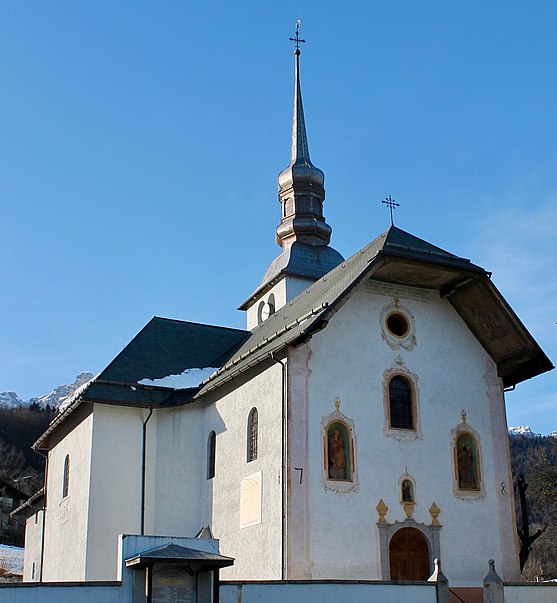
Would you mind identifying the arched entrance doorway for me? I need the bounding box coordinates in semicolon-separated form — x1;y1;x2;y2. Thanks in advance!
389;527;430;580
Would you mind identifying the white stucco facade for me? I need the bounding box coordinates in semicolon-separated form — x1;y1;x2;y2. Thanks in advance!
41;410;94;581
22;510;43;581
285;278;520;583
29;276;522;585
203;362;284;580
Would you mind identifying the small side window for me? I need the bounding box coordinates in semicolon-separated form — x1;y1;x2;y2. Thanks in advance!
247;408;258;462
207;431;216;480
62;455;70;498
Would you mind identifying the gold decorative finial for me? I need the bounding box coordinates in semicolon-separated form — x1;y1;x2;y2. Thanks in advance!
376;499;389;524
461;409;467;424
334;397;341;412
429;502;441;526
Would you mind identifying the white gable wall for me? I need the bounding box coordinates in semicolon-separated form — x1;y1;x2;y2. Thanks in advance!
41;412;93;581
290;279;519;584
148;404;205;537
85;404;146;580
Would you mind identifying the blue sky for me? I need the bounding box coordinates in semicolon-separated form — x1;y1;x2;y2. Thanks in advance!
1;2;555;432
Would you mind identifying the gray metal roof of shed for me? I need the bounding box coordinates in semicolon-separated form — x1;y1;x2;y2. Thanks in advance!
125;543;234;569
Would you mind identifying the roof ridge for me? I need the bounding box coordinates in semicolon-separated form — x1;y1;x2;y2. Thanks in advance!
152;316;248;333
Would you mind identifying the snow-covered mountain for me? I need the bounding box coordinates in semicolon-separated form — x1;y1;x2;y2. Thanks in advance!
508;426;557;438
508;426;539;438
0;392;25;409
0;373;94;410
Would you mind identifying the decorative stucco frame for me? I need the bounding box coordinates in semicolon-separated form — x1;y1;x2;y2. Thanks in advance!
321;400;359;494
450;419;485;502
377;517;441;580
383;358;421;441
380;299;417;352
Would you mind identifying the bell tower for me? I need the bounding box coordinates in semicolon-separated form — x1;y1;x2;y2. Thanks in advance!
240;25;344;329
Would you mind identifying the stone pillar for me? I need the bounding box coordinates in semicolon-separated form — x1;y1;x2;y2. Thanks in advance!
428;558;449;603
483;559;504;603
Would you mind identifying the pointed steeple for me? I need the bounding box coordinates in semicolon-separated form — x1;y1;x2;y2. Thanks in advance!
239;26;344;314
276;34;331;249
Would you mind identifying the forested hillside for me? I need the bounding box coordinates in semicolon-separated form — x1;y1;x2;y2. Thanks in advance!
509;435;557;580
0;405;55;495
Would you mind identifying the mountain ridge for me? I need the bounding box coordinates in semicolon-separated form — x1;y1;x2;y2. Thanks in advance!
0;373;94;411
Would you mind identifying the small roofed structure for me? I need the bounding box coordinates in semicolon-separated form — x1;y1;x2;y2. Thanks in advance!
125;543;234;571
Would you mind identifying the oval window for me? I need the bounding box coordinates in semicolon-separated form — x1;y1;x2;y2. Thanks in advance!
386;312;410;338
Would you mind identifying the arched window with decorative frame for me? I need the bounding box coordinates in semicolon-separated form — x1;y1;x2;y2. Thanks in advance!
388;374;415;430
62;454;70;498
247;407;258;462
207;431;216;480
454;432;481;491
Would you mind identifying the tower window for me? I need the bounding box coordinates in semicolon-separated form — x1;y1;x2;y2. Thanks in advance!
247;408;258;462
207;431;216;479
62;454;70;498
388;375;415;430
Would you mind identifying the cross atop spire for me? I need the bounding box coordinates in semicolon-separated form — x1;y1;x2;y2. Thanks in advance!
289;20;306;54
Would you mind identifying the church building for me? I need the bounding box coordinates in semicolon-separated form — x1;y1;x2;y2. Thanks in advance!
20;34;552;593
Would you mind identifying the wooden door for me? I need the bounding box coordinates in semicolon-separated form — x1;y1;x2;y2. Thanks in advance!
389;527;430;580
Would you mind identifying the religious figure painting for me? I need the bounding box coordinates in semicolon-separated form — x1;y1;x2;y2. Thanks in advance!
327;421;352;481
401;479;414;502
456;433;480;490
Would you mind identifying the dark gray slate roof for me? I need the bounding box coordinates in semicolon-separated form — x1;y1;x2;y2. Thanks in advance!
125;543;234;569
35;226;553;451
200;226;551;393
84;317;249;407
240;241;345;309
34;318;249;449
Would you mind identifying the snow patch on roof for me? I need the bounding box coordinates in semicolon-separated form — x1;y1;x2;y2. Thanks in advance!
138;367;219;389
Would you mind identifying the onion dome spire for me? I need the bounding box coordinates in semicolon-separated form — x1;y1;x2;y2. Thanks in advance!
276;23;331;250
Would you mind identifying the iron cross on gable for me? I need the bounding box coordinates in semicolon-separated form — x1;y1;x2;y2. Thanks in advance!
382;195;400;226
289;20;306;53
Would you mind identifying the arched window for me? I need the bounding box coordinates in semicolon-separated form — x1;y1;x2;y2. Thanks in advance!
62;455;70;498
207;431;216;480
388;375;414;430
455;433;480;491
247;408;258;462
